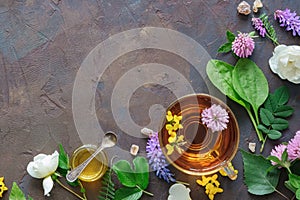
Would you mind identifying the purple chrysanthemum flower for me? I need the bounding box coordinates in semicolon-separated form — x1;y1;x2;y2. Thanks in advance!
201;104;229;133
270;144;287;166
252;18;266;37
287;131;300;161
274;8;300;36
146;132;176;183
232;33;255;58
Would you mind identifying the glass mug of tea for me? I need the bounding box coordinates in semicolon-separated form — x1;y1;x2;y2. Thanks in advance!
158;93;239;180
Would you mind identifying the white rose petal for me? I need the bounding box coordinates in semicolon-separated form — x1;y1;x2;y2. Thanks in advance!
168;183;191;200
42;176;54;196
27;151;59;179
269;44;300;84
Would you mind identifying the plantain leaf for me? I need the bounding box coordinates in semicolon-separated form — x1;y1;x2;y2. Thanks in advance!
260;108;274;126
271;118;288;131
206;59;249;108
267;130;282;140
232;58;269;115
274;105;294;117
241;150;280;195
273;86;289;105
115;187;143;200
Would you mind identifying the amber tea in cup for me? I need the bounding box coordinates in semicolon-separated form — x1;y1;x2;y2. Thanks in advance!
159;94;239;179
71;144;108;182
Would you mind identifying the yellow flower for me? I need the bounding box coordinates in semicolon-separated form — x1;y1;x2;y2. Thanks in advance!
196;175;211;186
166;144;174;155
166;111;173;122
177;135;184;143
166;124;174;132
168;136;177;143
0;177;8;197
196;174;223;200
174;115;182;123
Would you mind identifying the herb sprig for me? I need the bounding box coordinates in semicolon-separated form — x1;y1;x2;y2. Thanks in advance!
258;86;294;149
259;14;279;45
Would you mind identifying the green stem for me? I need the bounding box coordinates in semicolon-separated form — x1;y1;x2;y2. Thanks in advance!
136;185;153;196
78;180;87;200
274;188;290;200
245;107;264;142
55;179;87;200
260;135;268;153
266;33;280;46
286;166;292;174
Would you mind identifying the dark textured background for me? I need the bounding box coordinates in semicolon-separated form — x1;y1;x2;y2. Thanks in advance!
0;0;300;199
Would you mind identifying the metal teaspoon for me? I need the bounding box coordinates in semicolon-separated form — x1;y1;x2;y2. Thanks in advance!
66;131;117;182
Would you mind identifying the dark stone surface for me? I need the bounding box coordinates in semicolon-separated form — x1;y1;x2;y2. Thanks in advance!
0;0;300;200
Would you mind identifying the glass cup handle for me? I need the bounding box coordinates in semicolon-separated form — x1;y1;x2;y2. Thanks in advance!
221;162;237;180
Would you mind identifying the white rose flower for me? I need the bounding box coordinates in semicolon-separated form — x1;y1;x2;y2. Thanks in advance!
27;151;59;196
269;44;300;84
168;183;192;200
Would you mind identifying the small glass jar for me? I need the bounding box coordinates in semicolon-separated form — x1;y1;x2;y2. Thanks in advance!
70;144;108;182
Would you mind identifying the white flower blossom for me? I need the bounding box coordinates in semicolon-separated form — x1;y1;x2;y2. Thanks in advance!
269;44;300;84
27;151;59;196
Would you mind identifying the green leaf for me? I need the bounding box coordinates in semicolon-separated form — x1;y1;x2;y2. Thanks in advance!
285;180;297;193
289;174;300;189
98;166;115;200
232;58;269;114
218;42;232;53
267;155;281;165
58;144;69;170
297;188;300;200
113;160;136;187
9;182;26;200
267;130;282;140
28;196;33;200
248;31;256;37
206;59;248;107
263;94;278;113
241;150;280;195
274;105;294;117
67;179;79;187
258;124;269;134
260;13;278;44
115;187;143;200
133;157;149;190
260;108;274;126
273;86;289;105
271;118;288;131
226;30;236;42
281;149;288;163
